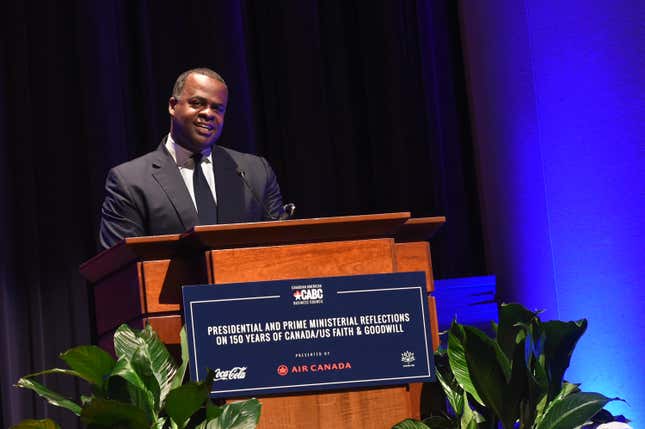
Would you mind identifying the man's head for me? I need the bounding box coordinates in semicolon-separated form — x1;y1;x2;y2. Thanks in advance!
169;68;228;153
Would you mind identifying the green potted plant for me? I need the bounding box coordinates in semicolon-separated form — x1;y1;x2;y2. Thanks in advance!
393;303;629;429
12;324;261;429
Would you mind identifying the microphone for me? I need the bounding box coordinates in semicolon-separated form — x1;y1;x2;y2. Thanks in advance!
236;168;295;220
282;202;296;219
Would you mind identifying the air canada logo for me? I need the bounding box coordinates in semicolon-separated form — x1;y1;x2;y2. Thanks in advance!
213;367;247;381
291;284;324;305
280;362;352;374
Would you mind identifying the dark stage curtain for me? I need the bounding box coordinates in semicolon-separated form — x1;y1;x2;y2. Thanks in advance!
0;1;484;426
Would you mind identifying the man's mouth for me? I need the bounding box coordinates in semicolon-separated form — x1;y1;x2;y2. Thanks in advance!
195;122;214;132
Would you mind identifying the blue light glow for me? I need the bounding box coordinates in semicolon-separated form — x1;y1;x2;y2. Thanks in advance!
460;0;645;424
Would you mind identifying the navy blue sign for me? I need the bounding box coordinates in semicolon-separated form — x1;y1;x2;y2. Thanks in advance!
182;271;435;397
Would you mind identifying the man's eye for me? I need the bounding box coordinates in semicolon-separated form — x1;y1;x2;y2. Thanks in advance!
189;100;206;108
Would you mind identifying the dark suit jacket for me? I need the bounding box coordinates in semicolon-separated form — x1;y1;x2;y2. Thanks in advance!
99;139;283;249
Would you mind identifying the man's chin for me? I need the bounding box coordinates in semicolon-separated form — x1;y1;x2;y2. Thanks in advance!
190;135;217;151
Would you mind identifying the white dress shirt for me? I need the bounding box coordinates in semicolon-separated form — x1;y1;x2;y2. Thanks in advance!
164;135;218;209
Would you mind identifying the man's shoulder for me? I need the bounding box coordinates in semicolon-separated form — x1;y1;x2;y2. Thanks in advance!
215;145;264;162
214;145;270;173
110;147;168;174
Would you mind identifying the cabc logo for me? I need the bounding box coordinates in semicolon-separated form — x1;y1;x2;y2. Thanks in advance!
291;284;324;305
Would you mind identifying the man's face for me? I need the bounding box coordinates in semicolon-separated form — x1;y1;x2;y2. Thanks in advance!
168;73;228;153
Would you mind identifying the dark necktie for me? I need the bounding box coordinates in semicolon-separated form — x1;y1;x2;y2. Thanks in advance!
192;153;218;225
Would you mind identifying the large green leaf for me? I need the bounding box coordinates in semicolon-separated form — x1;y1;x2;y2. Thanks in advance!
153;417;167;429
80;397;150;428
15;377;82;416
165;382;210;428
10;419;61;429
533;383;581;428
205;399;261;429
421;416;457;429
460;392;481;429
496;303;538;360
392;419;431;429
447;322;484;406
109;354;157;419
206;400;224;420
461;326;515;429
130;344;163;412
19;368;84;380
554;382;580;401
535;392;616;429
59;345;116;390
170;326;190;391
113;324;178;404
505;338;531;427
541;319;587;400
436;366;464;416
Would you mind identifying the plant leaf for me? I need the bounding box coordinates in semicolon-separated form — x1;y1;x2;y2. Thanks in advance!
535;392;617;429
461;326;515;429
496;303;538;359
206;400;224;420
436;366;464;416
130;343;162;411
19;368;84;380
541;319;587;400
153;417;167;429
505;339;530;426
15;377;82;416
113;324;142;360
460;392;480;429
555;382;580;401
113;324;178;405
140;324;178;402
59;345;116;391
170;326;190;391
81;397;150;428
10;419;61;429
447;322;484;406
392;419;431;429
421;416;457;429
109;354;157;419
165;382;210;428
206;399;261;429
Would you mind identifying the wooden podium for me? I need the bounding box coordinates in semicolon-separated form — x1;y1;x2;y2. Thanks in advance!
80;212;444;429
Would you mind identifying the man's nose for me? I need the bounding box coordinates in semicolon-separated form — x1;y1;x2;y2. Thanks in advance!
199;106;216;119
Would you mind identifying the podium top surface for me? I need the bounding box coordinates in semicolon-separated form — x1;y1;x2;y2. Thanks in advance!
80;212;445;283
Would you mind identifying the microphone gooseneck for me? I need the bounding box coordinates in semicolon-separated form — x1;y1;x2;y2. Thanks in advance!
236;168;295;220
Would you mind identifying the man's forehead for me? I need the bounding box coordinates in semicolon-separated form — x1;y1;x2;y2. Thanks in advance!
187;73;226;88
182;75;227;100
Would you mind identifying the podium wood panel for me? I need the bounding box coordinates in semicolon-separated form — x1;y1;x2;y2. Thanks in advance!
82;214;446;429
209;238;396;284
205;238;412;429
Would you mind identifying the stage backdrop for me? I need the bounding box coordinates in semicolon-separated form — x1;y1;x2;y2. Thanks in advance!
0;1;485;427
460;0;645;424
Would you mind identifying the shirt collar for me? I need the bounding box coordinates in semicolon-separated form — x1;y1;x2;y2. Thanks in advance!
165;134;213;167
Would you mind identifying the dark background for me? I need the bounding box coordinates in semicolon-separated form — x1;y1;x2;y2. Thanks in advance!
0;1;485;426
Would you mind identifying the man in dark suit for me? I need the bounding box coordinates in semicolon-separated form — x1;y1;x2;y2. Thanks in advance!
99;68;284;250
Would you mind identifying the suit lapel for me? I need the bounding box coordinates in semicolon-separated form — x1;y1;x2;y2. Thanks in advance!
150;141;199;230
212;145;247;223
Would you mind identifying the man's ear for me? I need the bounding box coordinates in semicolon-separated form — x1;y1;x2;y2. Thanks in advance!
168;96;177;116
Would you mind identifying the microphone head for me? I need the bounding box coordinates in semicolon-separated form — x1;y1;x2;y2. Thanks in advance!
280;203;296;219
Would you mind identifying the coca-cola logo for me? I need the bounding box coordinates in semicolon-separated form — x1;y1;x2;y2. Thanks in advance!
213;367;247;381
